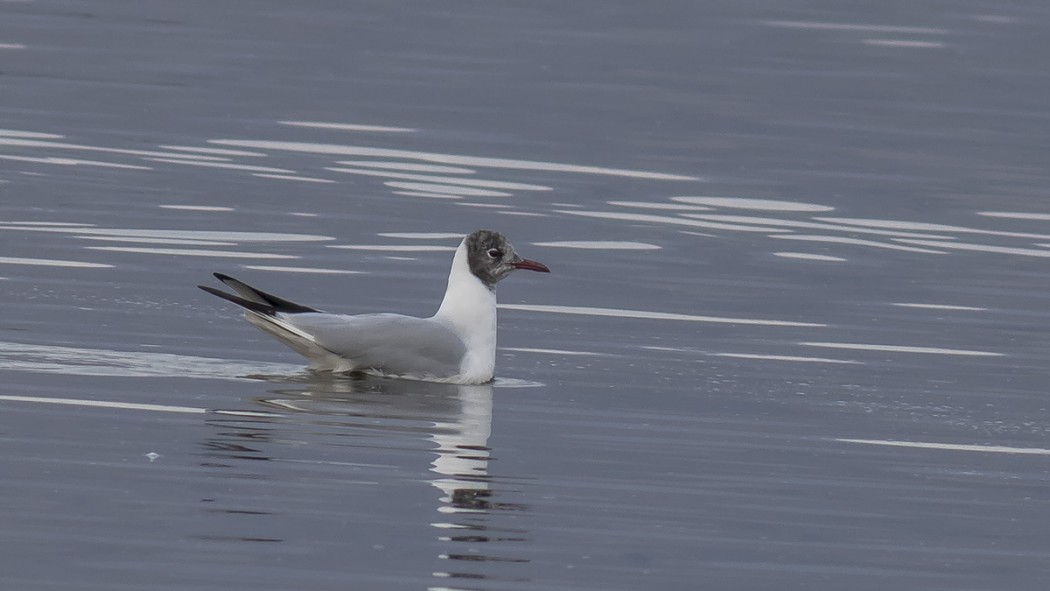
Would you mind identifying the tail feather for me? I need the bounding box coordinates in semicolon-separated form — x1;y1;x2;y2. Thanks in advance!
201;273;320;314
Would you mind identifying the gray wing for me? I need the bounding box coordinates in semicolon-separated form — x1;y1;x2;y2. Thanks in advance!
283;312;467;377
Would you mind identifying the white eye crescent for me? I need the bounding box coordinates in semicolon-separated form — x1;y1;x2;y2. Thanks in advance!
487;248;502;259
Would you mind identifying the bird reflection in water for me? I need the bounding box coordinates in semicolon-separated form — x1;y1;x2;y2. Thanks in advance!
202;373;532;585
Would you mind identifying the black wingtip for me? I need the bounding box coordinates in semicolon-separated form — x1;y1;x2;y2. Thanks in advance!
201;273;321;314
198;284;275;315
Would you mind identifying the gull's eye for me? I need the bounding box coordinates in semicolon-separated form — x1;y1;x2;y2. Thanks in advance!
487;248;503;259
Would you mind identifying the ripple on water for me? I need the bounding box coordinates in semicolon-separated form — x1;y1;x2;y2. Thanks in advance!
378;233;465;239
0;224;333;243
389;190;464;200
145;158;294;173
800;342;1003;357
892;303;986;311
712;352;861;364
684;214;957;239
384;181;509;198
607;200;712;211
0;256;112;268
862;39;946;48
209;139;699;180
241;265;363;275
672;196;835;212
252;173;336;183
0;154;152;170
337;160;477;174
500;303;824;327
73;236;237;246
325;167;552;191
559;210;795;233
327;244;457;252
502;347;606;357
771;234;947;254
0;129;65;139
0;341;302;380
158;205;235;212
977;211;1050;221
531;241;660;250
894;239;1050;258
837;439;1050;455
773;252;846;262
817;216;1050;240
86;247;298;259
278;120;416;133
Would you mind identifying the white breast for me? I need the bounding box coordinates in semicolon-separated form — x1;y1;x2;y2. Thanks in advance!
432;240;498;383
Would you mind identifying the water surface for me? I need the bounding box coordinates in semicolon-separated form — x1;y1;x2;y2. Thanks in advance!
3;1;1050;590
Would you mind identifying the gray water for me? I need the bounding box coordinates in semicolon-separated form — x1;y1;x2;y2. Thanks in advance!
3;1;1050;589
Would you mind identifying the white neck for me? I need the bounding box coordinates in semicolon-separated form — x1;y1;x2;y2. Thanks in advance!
433;240;497;381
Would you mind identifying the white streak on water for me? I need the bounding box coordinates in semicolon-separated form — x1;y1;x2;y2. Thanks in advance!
499;211;548;217
86;247;298;259
338;160;475;174
327;167;551;191
978;211;1050;221
158;145;267;157
502;347;605;356
713;353;860;364
455;202;512;208
500;304;825;327
801;342;1003;357
1;221;92;226
817;216;1050;240
0;225;332;242
559;210;795;233
895;239;1050;258
771;234;947;254
532;241;661;250
455;202;513;208
74;236;237;246
0;395;207;414
0;138;231;160
379;233;465;239
278;121;416;133
762;20;948;34
391;190;466;199
673;196;834;211
0;129;64;139
0;154;152;170
863;39;946;48
249;173;331;182
384;181;508;198
837;439;1050;455
773;252;847;262
158;205;234;212
0;43;27;49
0;341;302;380
328;245;457;252
145;158;294;173
209;139;698;181
0;256;112;268
252;173;336;183
241;265;362;274
892;303;986;311
686;214;955;239
607;200;712;211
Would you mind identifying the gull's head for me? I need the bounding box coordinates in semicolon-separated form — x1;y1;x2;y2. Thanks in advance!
464;229;550;287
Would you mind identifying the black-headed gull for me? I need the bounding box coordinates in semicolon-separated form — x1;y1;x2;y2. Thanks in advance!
199;230;550;384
